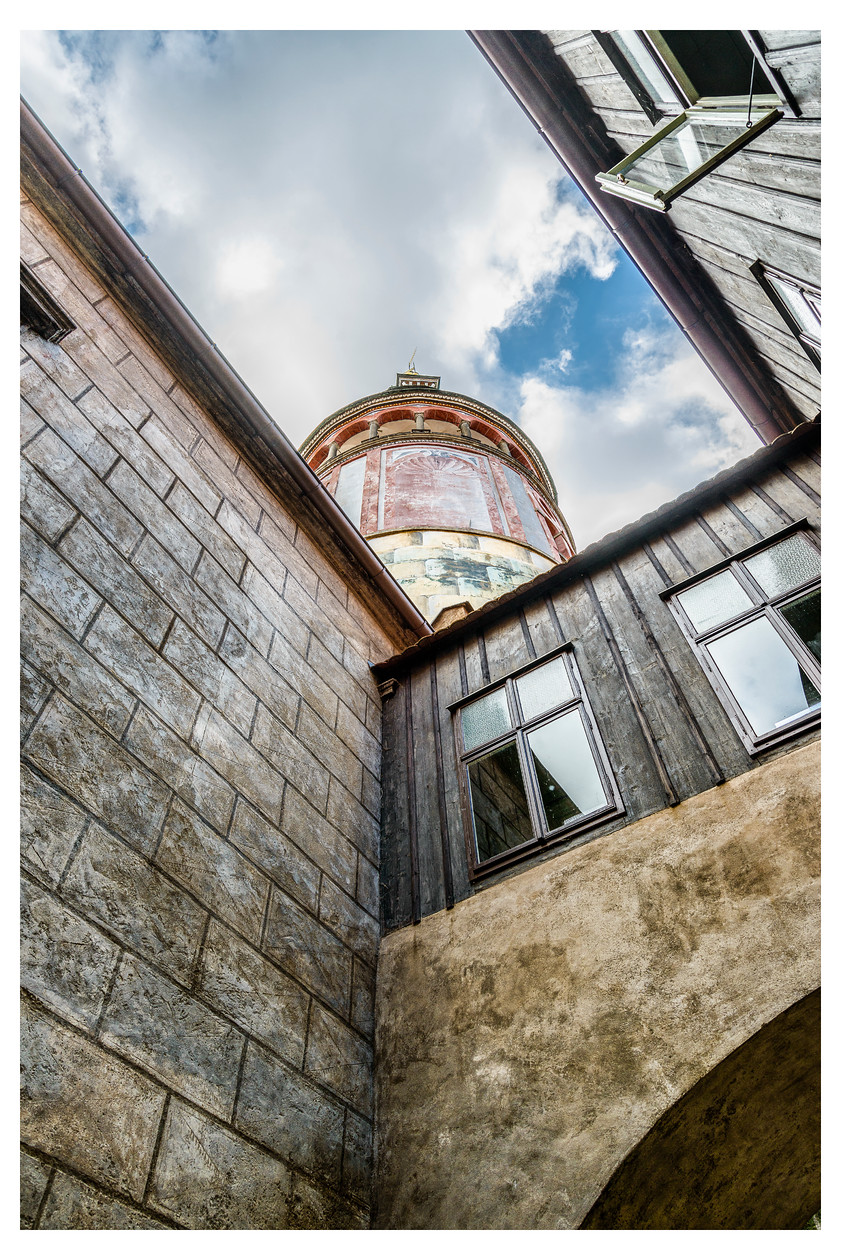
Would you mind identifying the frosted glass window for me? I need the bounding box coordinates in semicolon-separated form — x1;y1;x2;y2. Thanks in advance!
708;617;820;736
468;741;532;862
515;657;574;723
679;570;753;633
461;688;511;752
744;535;820;599
527;711;607;831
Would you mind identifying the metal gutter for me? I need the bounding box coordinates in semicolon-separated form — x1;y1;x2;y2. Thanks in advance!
20;97;433;640
468;31;801;445
373;419;819;675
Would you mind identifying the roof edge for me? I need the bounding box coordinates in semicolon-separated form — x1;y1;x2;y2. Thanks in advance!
372;420;820;675
20;97;432;643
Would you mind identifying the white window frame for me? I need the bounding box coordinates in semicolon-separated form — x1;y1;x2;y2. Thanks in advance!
663;522;821;756
750;261;821;370
594;29;795;211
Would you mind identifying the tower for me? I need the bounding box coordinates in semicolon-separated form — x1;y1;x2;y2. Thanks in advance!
300;368;575;624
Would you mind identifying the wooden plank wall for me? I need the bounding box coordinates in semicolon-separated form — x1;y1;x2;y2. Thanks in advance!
379;448;820;932
545;30;821;422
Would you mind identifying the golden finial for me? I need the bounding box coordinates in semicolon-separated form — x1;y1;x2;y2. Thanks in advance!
407;348;418;373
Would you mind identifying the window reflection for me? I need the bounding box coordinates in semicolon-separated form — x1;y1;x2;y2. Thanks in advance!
708;617;820;735
467;742;532;862
527;711;607;831
621;114;766;189
780;590;821;663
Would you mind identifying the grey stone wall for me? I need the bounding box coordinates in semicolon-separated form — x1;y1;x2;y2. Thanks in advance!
21;195;393;1229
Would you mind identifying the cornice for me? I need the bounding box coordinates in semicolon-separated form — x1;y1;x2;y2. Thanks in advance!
299;387;558;502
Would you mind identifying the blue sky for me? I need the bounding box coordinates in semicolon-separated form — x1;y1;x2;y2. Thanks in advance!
20;27;760;547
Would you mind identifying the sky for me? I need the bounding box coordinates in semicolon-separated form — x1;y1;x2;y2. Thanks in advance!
19;26;763;549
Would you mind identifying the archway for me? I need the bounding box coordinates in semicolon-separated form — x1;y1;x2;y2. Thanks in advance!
580;989;820;1229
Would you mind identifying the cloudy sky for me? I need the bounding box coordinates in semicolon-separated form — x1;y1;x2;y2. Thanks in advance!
20;27;761;548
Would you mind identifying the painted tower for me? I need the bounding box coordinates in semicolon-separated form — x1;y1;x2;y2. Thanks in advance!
300;368;575;624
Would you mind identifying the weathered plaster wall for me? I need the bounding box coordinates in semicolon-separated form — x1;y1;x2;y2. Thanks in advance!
374;739;820;1229
21;194;394;1229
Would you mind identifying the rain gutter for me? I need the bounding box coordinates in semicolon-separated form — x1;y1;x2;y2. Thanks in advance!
20;98;432;640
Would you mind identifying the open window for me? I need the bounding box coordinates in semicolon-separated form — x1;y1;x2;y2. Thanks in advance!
750;262;821;369
594;30;792;211
452;647;622;878
664;523;820;755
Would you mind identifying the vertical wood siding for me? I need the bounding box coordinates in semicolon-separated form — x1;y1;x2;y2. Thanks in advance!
380;455;820;930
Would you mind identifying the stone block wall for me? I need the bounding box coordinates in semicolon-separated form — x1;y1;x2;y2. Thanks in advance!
20;194;394;1229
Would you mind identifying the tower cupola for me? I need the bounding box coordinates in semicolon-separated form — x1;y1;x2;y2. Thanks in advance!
300;370;575;624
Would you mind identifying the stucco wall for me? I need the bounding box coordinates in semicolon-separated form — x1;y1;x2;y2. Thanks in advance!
374;739;820;1229
21;194;394;1229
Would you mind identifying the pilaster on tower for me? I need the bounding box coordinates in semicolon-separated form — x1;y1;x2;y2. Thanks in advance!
299;370;574;625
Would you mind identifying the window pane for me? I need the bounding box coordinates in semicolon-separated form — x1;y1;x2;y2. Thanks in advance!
461;688;511;752
468;741;533;862
679;570;754;633
767;275;822;343
515;657;574;723
527;710;607;831
612;31;682;106
708;616;820;736
744;535;820;599
780;590;821;663
619;111;773;193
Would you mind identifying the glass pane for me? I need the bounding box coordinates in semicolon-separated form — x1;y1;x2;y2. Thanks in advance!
461;688;511;752
708;616;820;736
780;590;821;663
468;741;533;862
527;710;608;831
621;113;765;192
515;657;574;723
767;275;822;341
612;31;682;107
678;570;753;633
744;535;820;599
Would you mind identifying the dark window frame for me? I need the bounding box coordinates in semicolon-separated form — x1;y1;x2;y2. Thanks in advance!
20;260;76;344
749;261;821;370
450;644;623;879
662;521;821;755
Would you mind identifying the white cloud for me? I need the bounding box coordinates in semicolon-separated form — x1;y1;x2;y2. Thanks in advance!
517;320;760;548
20;29;761;551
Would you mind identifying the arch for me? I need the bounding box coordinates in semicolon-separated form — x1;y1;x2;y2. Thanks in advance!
580;989;820;1230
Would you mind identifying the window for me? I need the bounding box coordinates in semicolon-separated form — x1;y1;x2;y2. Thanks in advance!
665;524;820;754
453;647;622;877
750;262;821;369
594;30;790;211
